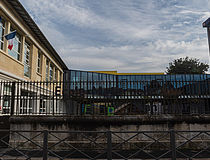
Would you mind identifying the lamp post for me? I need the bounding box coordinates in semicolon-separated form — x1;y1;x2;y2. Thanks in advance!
203;18;210;55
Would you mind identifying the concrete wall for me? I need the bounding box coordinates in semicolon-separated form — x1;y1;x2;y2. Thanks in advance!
9;115;210;150
10;115;210;130
0;50;24;79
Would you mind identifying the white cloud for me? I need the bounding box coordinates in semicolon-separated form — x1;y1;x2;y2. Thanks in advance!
19;0;210;73
57;37;209;73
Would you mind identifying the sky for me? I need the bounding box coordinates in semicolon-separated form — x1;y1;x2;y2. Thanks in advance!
19;0;210;73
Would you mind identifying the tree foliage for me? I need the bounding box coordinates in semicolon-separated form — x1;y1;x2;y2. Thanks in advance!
166;57;209;74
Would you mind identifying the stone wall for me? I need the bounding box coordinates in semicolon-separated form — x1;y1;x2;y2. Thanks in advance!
8;115;210;151
9;115;210;131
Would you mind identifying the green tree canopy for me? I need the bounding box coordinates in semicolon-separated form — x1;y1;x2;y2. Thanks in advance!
166;57;209;74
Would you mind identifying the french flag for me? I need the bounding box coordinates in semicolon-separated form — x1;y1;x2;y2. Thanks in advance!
5;31;16;50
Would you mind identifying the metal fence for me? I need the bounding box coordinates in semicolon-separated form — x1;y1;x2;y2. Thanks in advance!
1;129;210;159
1;79;210;116
0;81;64;116
66;79;210;115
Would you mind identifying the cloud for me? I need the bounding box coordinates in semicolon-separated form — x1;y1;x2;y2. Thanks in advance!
19;0;210;73
57;37;208;73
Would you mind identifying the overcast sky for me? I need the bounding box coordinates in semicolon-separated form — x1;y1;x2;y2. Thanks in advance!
19;0;210;73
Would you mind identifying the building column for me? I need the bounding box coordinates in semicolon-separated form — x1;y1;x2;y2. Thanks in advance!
4;21;10;54
41;56;46;81
58;70;63;82
30;45;38;80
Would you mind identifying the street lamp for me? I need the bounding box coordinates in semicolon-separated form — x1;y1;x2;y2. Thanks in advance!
203;18;210;55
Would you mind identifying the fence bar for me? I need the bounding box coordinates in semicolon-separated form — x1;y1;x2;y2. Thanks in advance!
43;130;48;160
107;130;112;160
170;129;176;160
10;82;15;116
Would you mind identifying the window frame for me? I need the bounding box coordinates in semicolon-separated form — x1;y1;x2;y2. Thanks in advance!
60;71;62;82
49;63;54;81
23;41;31;78
0;18;5;50
37;51;42;74
8;26;22;61
54;68;57;81
39;95;46;114
2;84;12;114
20;90;34;114
46;59;49;81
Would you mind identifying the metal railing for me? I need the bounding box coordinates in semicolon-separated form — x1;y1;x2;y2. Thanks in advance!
2;130;210;159
0;81;64;116
0;79;210;116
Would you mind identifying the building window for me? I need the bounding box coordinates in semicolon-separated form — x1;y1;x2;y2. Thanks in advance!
60;71;62;82
3;84;12;114
54;68;57;81
20;90;34;114
49;63;53;81
3;95;11;114
37;51;42;73
46;59;49;81
0;18;5;50
24;41;31;77
39;95;46;114
120;79;128;90
8;27;21;61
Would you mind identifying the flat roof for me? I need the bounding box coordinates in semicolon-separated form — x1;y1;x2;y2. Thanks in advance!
6;0;68;70
91;71;165;75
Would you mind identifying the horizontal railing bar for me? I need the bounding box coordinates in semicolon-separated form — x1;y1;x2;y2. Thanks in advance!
2;130;210;133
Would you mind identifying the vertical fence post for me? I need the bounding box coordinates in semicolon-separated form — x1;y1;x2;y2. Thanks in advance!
52;82;55;115
10;82;16;116
170;129;176;160
107;131;112;160
43;130;48;160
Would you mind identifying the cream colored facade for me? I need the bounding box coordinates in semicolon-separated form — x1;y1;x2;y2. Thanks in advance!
0;0;67;81
0;0;67;115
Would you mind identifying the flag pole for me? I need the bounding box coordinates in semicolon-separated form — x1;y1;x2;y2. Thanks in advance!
3;30;16;37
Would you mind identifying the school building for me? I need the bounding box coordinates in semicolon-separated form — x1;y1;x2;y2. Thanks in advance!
0;0;67;115
0;0;67;82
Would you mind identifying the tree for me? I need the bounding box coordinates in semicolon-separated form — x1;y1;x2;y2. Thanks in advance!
166;57;209;74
